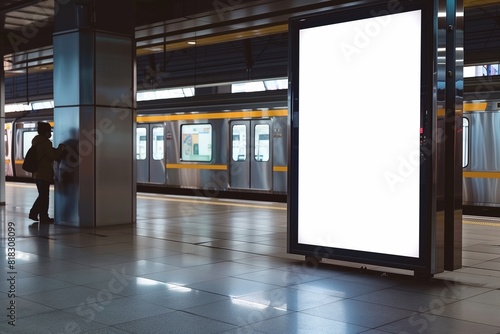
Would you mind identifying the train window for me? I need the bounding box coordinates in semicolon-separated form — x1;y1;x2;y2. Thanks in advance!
254;124;270;162
181;124;212;162
4;129;8;157
152;127;164;160
463;117;469;168
22;131;38;158
232;124;247;161
136;127;147;160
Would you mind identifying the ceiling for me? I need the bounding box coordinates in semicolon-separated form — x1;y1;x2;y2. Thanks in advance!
1;0;500;74
1;0;53;31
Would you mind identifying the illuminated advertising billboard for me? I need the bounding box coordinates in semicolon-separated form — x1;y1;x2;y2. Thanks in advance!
288;1;434;271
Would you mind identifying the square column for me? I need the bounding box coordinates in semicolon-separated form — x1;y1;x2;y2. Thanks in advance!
53;0;136;227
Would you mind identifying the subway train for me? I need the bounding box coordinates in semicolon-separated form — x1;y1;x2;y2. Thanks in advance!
463;100;500;216
4;92;289;202
5;96;500;211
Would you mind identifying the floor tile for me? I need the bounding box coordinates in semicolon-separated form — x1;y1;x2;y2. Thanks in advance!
250;312;368;334
113;311;236;333
185;298;290;326
189;276;279;297
65;297;173;326
235;287;343;312
428;300;500;327
378;314;500;334
46;267;129;285
291;277;386;298
0;309;107;334
302;299;414;328
3;183;500;334
22;285;122;309
131;286;228;310
353;288;458;312
233;268;324;287
0;276;74;296
85;276;171;297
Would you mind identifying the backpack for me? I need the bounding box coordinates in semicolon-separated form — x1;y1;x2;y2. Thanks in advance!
22;145;39;173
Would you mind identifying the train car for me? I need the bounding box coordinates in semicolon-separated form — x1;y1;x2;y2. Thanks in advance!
5;111;53;179
463;100;500;215
134;90;289;201
7;97;500;209
136;109;288;197
5;95;288;202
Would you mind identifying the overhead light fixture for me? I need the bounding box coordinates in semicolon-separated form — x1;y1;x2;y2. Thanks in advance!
187;41;196;45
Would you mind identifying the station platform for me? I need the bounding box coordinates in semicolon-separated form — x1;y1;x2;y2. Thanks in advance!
1;182;500;333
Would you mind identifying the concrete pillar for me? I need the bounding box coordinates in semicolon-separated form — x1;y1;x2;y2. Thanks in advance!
53;0;136;227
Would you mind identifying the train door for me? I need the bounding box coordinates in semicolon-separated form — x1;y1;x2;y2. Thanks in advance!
136;124;165;184
229;119;272;190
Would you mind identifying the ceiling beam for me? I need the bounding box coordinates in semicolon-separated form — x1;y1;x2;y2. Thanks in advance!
464;0;500;8
0;0;46;15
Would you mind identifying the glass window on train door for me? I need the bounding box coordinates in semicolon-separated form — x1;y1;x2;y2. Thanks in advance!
136;124;166;184
254;124;270;162
229;120;272;190
136;127;148;183
463;117;469;168
232;124;247;161
23;130;38;157
4;129;9;157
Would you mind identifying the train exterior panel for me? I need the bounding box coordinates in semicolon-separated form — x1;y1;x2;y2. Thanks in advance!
271;115;287;193
136;109;288;196
165;117;228;192
463;101;500;215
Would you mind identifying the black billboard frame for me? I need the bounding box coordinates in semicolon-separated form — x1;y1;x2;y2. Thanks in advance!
287;0;437;276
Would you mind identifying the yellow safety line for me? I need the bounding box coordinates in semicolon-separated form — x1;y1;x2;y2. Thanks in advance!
6;184;500;216
7;183;285;210
137;194;287;210
463;220;500;227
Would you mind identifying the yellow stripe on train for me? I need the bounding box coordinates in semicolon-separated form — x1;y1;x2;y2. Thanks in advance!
165;164;288;172
137;109;288;123
463;102;488;112
463;171;500;178
166;164;227;170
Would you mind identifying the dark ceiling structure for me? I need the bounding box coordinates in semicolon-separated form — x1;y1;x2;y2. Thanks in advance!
1;0;500;84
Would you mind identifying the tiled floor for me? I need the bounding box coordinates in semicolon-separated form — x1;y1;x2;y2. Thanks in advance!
1;182;500;334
